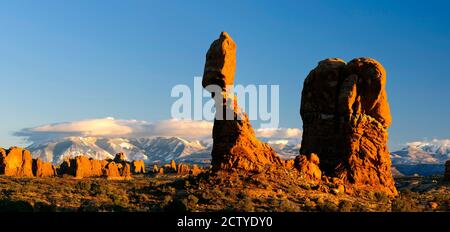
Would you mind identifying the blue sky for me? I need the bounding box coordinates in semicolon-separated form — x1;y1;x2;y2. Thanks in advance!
0;0;449;150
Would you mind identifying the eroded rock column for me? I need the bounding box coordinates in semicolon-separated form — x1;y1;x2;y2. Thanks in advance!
203;32;283;172
296;58;397;195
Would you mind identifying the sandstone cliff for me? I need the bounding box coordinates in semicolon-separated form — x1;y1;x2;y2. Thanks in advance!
203;32;284;172
0;147;34;177
57;153;141;180
297;58;397;195
32;158;57;177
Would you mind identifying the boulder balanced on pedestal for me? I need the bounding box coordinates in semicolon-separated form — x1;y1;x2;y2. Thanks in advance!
202;32;284;172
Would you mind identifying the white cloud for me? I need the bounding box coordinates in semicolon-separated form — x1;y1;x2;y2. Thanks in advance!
16;117;214;143
255;127;302;139
16;117;303;146
30;117;134;136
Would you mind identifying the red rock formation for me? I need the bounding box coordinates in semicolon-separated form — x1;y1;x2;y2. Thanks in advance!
104;162;121;180
175;163;204;176
190;164;202;176
32;158;56;177
152;164;159;173
177;163;190;175
103;161;132;180
170;160;177;173
131;160;146;174
58;154;135;180
122;163;132;179
294;153;321;184
71;156;99;179
445;160;450;181
0;147;34;177
297;58;397;195
203;32;283;172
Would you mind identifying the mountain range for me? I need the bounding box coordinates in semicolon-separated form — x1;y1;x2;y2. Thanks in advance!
27;137;450;176
390;139;450;176
27;136;300;165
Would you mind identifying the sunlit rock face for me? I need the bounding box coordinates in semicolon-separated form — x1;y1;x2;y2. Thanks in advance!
58;153;136;180
33;158;57;177
202;32;284;172
297;57;397;195
0;147;34;177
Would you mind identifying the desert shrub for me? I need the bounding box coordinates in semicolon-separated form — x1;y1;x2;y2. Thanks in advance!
432;192;450;203
161;185;177;195
161;195;173;207
90;182;108;196
374;191;390;203
186;194;199;208
391;197;419;212
317;199;338;212
109;193;129;207
277;199;300;212
338;200;353;212
78;200;101;212
303;198;316;211
75;181;91;192
236;197;255;212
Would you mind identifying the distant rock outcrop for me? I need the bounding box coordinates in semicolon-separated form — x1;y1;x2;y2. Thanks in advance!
151;160;205;176
32;158;57;177
56;153;140;180
445;160;450;181
202;32;283;172
297;58;397;195
0;147;34;177
131;160;146;174
0;147;57;178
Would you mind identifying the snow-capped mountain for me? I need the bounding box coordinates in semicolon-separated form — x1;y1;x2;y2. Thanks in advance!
26;136;301;165
266;139;300;160
391;139;450;165
27;136;210;164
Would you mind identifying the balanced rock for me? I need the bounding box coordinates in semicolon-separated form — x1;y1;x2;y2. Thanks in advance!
32;158;56;177
203;32;283;172
298;58;397;195
0;147;34;177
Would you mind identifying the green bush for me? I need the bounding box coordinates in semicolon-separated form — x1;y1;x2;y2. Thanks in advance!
75;181;91;192
391;197;419;212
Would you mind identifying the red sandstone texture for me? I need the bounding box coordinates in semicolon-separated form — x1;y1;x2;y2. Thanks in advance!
202;32;284;172
296;58;397;195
